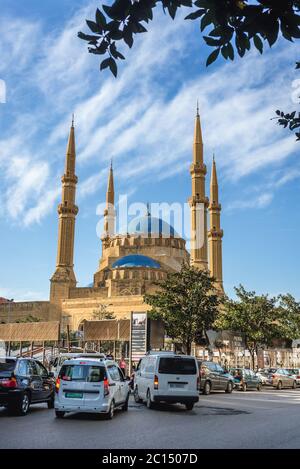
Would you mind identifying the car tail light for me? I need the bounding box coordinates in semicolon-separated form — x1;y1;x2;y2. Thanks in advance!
154;375;159;390
0;377;17;388
55;377;60;393
197;376;200;391
104;377;109;397
272;374;275;379
297;376;300;380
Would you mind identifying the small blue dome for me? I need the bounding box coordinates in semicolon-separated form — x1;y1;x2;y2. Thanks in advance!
112;254;161;269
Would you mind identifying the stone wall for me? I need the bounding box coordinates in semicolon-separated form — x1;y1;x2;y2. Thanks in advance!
0;301;61;324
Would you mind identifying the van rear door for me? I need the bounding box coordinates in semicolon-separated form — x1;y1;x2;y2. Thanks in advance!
84;365;106;408
59;363;87;407
157;357;198;395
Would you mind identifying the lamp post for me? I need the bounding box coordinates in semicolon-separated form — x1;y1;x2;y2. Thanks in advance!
7;298;14;324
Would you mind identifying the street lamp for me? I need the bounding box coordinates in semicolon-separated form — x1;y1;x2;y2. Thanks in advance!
7;299;14;324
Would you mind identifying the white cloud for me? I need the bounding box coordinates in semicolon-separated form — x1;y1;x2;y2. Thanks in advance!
0;4;298;227
227;192;274;211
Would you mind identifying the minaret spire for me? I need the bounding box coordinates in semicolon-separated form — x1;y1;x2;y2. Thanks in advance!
188;105;209;270
208;156;223;290
50;118;79;303
103;161;115;238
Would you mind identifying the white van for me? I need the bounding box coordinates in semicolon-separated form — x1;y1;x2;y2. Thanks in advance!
133;352;199;410
50;352;106;378
54;358;130;419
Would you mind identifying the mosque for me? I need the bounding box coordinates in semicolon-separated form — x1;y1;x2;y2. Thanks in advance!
0;108;224;338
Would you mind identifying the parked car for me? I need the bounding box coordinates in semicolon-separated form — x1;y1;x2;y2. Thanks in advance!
197;361;234;395
0;357;55;416
286;368;300;386
50;352;106;378
133;351;199;410
54;358;130;419
230;368;262;391
255;370;273;386
268;368;297;389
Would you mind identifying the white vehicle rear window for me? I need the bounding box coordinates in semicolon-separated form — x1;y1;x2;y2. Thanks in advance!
59;365;105;382
158;357;197;375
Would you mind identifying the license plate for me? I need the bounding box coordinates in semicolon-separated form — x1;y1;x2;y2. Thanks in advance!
65;392;83;398
169;383;185;388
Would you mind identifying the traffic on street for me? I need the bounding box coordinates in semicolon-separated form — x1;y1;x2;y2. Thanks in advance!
1;352;300;449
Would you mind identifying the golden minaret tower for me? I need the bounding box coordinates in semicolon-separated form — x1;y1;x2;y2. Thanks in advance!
189;105;209;270
103;161;115;239
50;117;79;302
208;156;223;290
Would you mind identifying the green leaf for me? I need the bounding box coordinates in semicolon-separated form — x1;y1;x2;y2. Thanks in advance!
100;58;111;71
253;35;263;54
227;42;234;60
78;32;100;43
108;57;118;77
185;9;205;21
221;45;229;60
206;48;220;66
203;36;222;47
86;20;102;34
96;8;107;28
201;11;213;32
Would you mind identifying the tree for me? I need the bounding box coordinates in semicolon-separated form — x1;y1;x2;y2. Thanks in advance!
92;304;116;320
15;315;40;323
78;1;300;77
215;285;300;369
277;293;300;338
274;62;300;141
144;262;220;355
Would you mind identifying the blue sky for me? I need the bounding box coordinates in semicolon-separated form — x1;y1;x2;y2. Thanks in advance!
0;0;299;302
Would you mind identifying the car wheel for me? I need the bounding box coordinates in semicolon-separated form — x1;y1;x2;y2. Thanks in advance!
134;386;142;403
293;381;297;389
47;395;55;409
146;390;154;409
277;381;282;390
185;402;194;411
257;383;262;392
105;400;115;420
203;381;211;395
55;410;65;419
242;383;247;392
225;382;233;394
122;394;129;411
13;392;30;416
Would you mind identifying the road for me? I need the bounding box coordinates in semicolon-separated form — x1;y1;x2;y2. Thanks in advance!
1;388;300;449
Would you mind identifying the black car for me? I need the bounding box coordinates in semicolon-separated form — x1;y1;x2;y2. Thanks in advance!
0;357;55;415
198;361;234;395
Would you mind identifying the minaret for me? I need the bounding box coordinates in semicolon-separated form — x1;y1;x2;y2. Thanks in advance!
188;104;209;270
208;156;223;290
50;117;79;303
102;161;115;239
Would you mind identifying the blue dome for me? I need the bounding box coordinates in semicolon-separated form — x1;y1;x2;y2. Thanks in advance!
112;254;161;269
122;215;178;237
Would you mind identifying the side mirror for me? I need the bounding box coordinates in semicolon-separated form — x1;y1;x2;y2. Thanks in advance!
48;372;55;378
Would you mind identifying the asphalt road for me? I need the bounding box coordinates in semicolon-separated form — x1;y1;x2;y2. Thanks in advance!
1;388;300;449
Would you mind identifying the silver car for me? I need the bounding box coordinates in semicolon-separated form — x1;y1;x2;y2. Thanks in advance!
54;358;130;419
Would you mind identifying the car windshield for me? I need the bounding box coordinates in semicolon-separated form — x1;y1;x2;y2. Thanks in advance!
158;357;197;375
0;359;16;375
59;364;105;382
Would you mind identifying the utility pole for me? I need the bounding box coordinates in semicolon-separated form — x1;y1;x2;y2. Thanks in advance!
7;298;14;323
